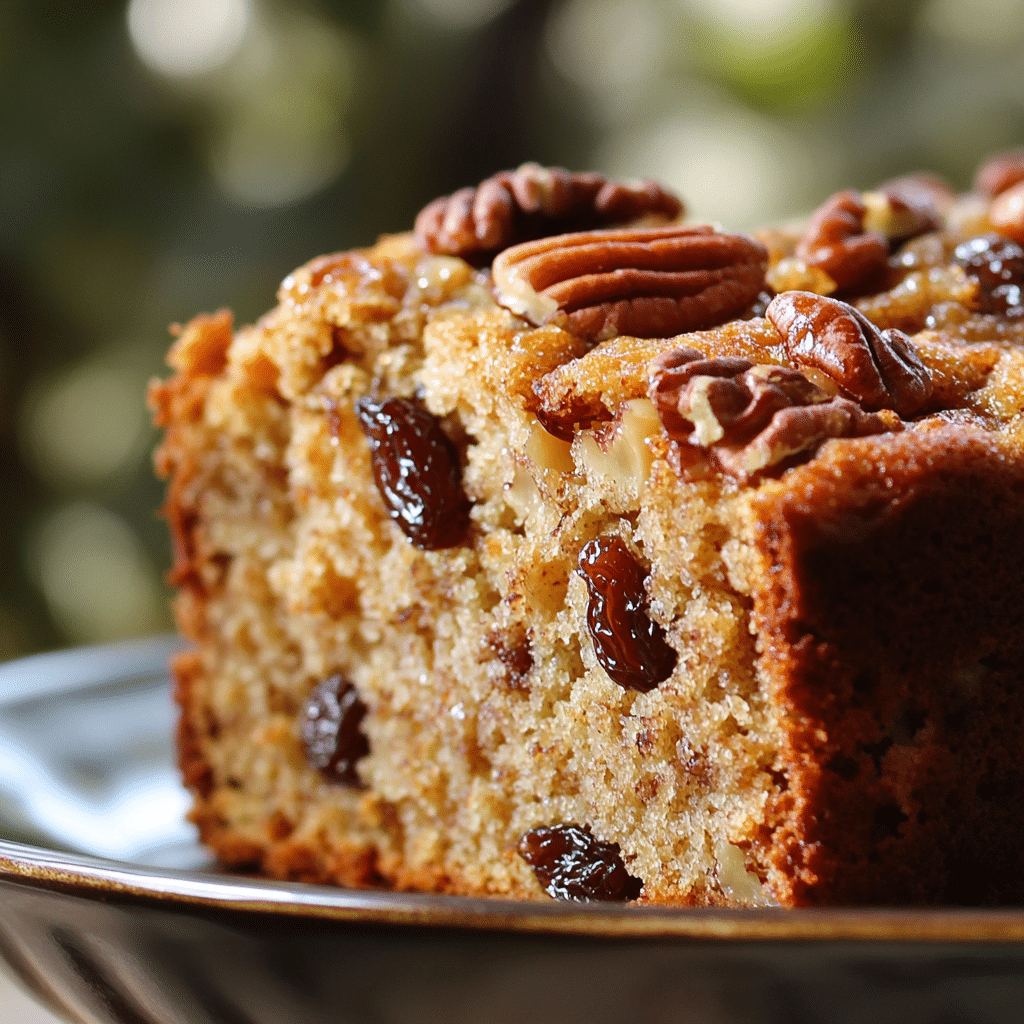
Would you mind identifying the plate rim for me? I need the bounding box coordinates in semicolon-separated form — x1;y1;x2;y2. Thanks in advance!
3;837;1024;943
4;638;1024;944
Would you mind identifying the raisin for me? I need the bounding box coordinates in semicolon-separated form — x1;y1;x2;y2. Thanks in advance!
518;824;642;901
952;234;1024;314
300;675;369;785
577;536;676;692
355;395;471;549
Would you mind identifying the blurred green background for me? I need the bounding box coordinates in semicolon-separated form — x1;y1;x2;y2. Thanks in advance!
1;0;1022;659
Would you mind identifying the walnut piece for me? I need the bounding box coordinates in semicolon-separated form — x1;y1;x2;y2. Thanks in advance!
415;163;683;265
492;225;768;344
795;190;889;294
576;398;662;494
648;348;896;482
765;291;933;418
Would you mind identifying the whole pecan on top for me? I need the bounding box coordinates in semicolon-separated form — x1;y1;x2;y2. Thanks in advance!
415;164;683;266
867;175;946;245
878;172;955;217
974;148;1024;199
765;291;933;419
491;225;767;344
989;182;1024;246
648;349;896;482
795;190;889;294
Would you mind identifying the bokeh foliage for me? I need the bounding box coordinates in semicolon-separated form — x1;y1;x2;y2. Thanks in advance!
1;0;1021;657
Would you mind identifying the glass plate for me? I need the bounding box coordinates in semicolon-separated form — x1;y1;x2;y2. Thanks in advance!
2;638;1024;1024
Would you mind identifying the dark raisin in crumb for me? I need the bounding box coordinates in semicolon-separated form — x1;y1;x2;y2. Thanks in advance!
300;675;370;785
355;395;471;549
952;234;1024;314
518;824;642;902
577;536;677;692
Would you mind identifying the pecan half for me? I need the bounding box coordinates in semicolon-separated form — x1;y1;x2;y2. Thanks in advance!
974;148;1024;199
877;171;955;218
796;190;889;294
863;180;943;246
531;316;783;440
415;164;683;265
492;225;768;344
765;291;932;418
737;398;894;477
648;349;895;481
650;354;826;446
989;181;1024;245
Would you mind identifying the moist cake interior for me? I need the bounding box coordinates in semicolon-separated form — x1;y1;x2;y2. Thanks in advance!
152;163;1024;905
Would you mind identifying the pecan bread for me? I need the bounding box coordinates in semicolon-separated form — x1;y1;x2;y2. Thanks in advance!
151;158;1024;905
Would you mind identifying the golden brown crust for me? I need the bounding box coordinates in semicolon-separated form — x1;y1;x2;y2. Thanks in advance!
172;651;214;800
148;310;236;617
747;424;1024;904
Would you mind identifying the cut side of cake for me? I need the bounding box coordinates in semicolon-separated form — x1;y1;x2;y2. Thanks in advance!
150;159;1024;905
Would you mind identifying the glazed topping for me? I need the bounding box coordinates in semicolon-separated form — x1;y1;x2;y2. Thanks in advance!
415;163;683;265
491;225;768;343
952;234;1024;316
300;675;370;785
577;536;676;692
766;291;933;417
648;346;896;482
518;823;643;902
795;190;889;294
355;395;471;550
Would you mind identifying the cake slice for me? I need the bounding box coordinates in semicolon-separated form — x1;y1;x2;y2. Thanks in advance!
150;160;1024;905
